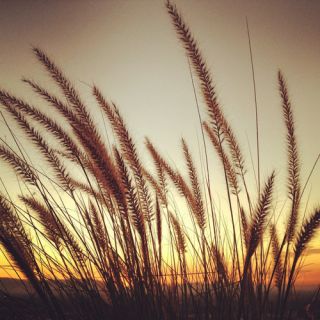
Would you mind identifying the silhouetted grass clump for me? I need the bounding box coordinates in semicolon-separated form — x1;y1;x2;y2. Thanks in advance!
0;1;319;319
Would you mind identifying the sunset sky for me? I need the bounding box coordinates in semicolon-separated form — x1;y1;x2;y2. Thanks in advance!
0;0;319;286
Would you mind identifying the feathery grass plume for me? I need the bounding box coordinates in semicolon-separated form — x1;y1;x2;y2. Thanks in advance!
0;89;84;162
203;121;240;195
22;78;96;171
71;179;108;206
94;87;153;223
278;71;301;242
20;196;62;248
88;201;108;254
166;1;245;176
170;213;186;255
26;56;126;215
146;138;195;205
155;197;162;274
142;168;167;207
182;138;206;230
0;196;46;297
84;170;129;282
114;147;145;239
294;208;320;260
32;48;93;129
281;208;320;315
82;201;120;291
247;171;275;258
145;138;167;195
0;97;73;191
155;197;162;250
270;223;283;290
166;5;245;283
211;245;228;282
23;78;83;131
239;172;275;318
80;138;126;215
221;117;246;177
170;209;187;315
166;0;224;135
54;223;86;267
145;134;208;298
240;206;249;249
145;138;192;212
0;196;36;266
20;196;85;267
113;147;150;275
146;136;208;299
0;145;37;185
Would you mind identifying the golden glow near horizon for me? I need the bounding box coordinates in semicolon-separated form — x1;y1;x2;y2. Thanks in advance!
0;0;319;286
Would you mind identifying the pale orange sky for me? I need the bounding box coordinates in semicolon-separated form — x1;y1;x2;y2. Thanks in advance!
0;0;319;286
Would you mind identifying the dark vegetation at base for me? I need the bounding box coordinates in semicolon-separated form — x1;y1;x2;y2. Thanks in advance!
0;286;319;320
